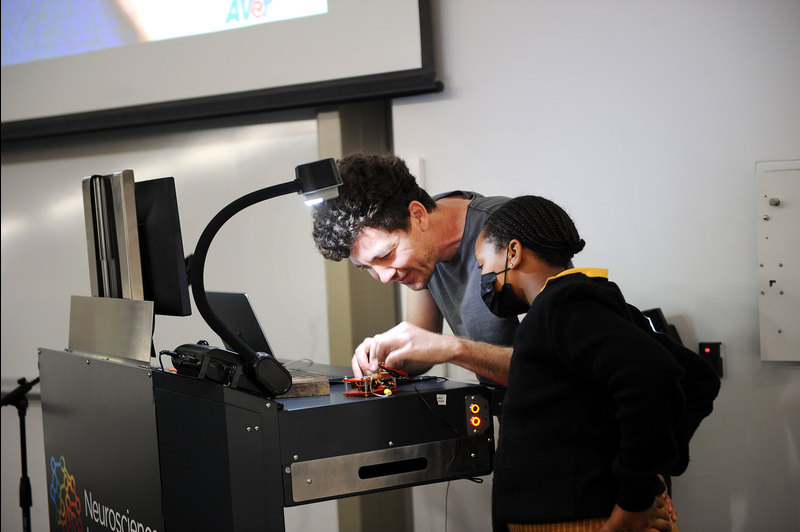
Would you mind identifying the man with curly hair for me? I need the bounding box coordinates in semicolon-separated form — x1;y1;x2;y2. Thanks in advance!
312;152;516;384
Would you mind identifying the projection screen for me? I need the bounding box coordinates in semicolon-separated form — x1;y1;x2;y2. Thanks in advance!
1;0;440;141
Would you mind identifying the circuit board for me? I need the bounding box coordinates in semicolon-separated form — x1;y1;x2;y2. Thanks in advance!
342;365;408;397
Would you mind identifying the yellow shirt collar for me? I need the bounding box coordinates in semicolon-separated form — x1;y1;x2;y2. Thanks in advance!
541;268;608;292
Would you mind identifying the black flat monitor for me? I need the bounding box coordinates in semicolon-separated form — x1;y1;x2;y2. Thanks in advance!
135;177;191;316
82;171;191;317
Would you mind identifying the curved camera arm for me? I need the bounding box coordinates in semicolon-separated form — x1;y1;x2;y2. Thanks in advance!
190;180;300;397
189;158;342;398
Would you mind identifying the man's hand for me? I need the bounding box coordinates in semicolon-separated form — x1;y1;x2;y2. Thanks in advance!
351;321;513;383
351;321;449;378
598;497;673;532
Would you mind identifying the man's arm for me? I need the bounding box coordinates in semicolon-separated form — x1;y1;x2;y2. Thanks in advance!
405;288;512;383
351;289;513;383
354;322;512;384
440;334;512;385
405;287;444;333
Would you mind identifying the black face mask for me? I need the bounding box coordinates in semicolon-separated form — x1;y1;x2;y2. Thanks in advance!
480;250;530;319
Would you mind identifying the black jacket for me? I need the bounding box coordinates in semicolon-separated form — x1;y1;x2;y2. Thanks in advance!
493;271;719;524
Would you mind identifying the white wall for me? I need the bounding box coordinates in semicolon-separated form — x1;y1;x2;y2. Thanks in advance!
0;115;338;531
396;1;800;531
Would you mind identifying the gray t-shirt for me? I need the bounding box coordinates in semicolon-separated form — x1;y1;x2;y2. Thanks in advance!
426;191;519;352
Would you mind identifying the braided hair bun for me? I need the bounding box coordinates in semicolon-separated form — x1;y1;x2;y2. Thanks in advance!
482;195;585;268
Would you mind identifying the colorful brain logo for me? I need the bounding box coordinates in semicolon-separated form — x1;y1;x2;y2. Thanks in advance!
49;456;83;532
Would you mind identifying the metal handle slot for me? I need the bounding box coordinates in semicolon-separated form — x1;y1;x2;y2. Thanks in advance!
358;457;428;479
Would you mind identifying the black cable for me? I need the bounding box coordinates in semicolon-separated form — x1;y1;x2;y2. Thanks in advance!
158;350;179;372
445;480;451;532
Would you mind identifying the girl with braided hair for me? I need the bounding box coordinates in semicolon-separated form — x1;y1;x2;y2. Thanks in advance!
475;196;717;532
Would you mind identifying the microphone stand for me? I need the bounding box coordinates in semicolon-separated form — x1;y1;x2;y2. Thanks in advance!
2;376;40;532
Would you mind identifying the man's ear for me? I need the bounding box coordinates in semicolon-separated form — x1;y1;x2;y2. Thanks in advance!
507;239;523;269
408;201;429;230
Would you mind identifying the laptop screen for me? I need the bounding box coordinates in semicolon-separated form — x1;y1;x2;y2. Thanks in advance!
206;291;274;355
206;290;353;381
